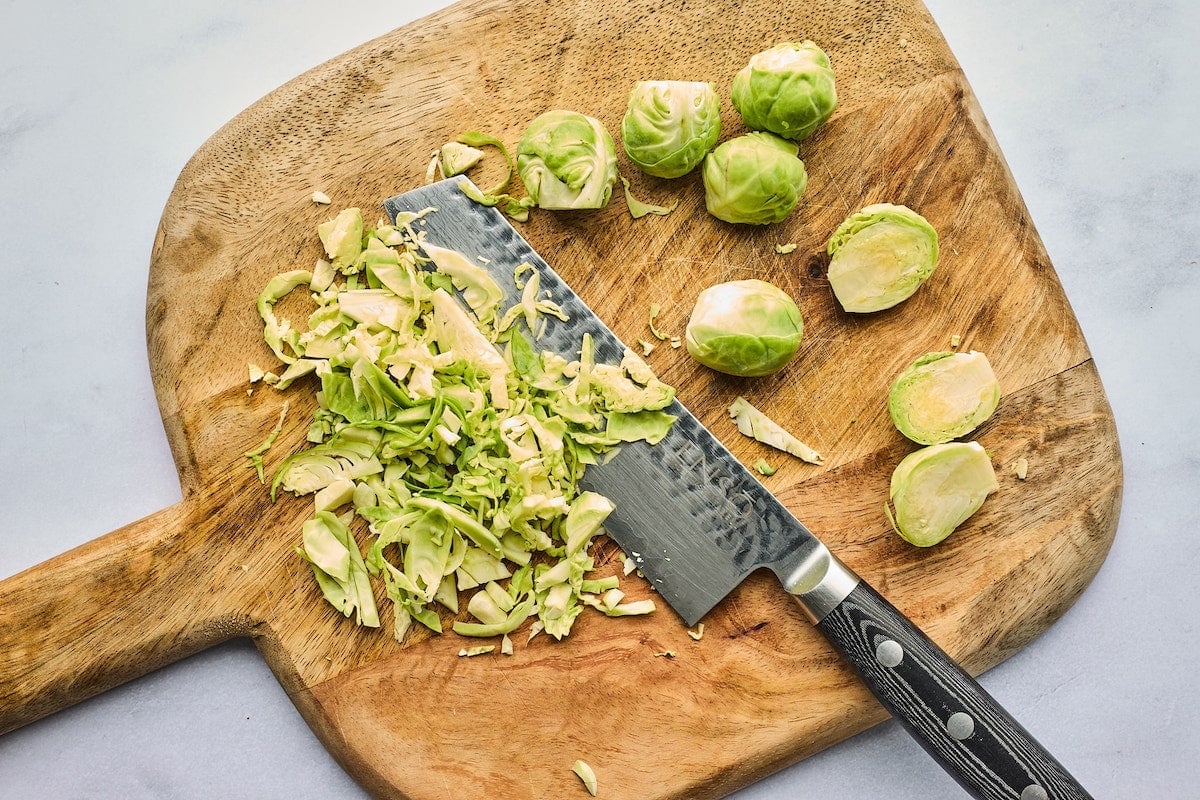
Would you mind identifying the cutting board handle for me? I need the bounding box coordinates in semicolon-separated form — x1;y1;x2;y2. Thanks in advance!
0;492;257;734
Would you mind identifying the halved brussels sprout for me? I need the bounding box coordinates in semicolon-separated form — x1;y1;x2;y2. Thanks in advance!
826;203;939;312
685;279;803;376
702;132;808;225
731;41;837;141
886;441;998;547
888;350;1000;444
516;110;619;210
621;81;721;178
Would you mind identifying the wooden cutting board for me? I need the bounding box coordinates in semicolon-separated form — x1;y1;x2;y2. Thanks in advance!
0;0;1121;797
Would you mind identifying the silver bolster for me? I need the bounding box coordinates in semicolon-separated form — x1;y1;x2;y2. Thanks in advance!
778;546;861;624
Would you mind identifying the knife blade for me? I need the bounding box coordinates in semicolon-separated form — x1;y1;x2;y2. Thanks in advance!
385;178;1093;800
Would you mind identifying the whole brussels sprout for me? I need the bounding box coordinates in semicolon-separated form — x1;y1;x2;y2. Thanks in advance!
702;132;808;225
621;81;721;179
685;279;804;376
731;41;837;141
516;110;619;210
888;350;1000;445
826;203;939;312
887;441;998;547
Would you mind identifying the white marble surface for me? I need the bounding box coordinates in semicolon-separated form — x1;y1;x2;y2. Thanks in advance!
1;1;1197;797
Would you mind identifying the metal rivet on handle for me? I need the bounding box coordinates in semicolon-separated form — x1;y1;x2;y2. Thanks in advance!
946;712;975;740
875;639;904;667
1020;786;1048;800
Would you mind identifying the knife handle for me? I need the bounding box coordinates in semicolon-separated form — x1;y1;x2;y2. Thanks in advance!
807;576;1093;800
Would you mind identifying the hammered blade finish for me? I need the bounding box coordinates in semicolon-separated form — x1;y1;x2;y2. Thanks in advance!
384;179;822;625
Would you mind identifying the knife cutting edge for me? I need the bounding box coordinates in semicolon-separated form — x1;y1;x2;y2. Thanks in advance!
385;178;1094;800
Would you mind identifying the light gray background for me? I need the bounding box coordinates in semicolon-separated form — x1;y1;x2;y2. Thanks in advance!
1;1;1196;797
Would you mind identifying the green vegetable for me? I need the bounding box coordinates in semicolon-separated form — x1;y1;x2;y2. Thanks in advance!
621;80;721;178
826;203;939;313
316;208;364;273
419;241;505;324
685;279;803;376
573;760;599;797
446;133;538;222
702;132;808;225
731;41;837;141
888;351;1000;445
754;458;776;476
256;211;676;643
244;401;289;483
728;396;823;465
886;441;998;547
438;141;484;177
620;176;678;219
257;270;313;364
297;511;380;627
516;110;618;210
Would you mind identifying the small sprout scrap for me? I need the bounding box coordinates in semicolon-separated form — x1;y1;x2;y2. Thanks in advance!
1014;457;1029;480
244;402;289;483
573;760;599;797
728;396;823;465
620;176;678;219
446;132;536;222
311;191;332;205
950;333;962;349
754;458;777;476
458;645;495;657
775;242;798;254
648;302;669;341
886;441;999;547
654;649;677;658
317;207;364;273
686;280;804;377
687;622;705;641
439;141;485;177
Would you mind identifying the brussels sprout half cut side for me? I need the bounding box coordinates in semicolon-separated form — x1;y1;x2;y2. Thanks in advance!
826;203;939;312
888;350;1000;445
886;441;998;547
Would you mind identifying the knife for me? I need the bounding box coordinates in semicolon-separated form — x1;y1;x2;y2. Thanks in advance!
385;178;1093;800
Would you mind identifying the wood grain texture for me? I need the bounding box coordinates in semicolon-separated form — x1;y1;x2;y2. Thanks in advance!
0;0;1121;798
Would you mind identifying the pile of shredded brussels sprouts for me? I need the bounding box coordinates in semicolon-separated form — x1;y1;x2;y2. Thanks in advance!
252;207;676;644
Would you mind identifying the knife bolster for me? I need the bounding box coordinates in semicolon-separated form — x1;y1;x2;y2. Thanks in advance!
777;546;861;624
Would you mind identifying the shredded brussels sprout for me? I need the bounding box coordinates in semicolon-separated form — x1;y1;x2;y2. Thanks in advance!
255;209;672;644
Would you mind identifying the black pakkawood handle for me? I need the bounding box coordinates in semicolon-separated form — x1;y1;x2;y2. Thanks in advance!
814;582;1093;800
